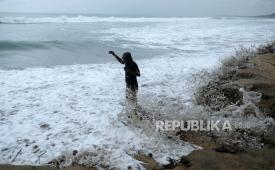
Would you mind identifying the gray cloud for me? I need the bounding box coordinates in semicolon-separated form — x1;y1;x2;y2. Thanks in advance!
0;0;274;16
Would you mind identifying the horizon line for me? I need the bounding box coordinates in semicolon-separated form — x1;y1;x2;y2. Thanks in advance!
0;11;271;18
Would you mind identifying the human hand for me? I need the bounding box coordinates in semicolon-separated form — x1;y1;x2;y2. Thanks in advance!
109;51;115;55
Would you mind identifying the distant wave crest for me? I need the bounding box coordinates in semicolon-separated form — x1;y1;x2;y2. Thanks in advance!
0;40;62;50
0;15;209;24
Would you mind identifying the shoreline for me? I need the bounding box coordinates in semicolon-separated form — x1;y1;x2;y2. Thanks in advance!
175;45;275;169
1;45;275;169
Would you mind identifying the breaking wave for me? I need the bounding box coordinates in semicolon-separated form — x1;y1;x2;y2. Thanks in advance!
0;15;210;24
0;40;63;51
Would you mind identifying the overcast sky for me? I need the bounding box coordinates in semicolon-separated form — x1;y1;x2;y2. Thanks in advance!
0;0;275;16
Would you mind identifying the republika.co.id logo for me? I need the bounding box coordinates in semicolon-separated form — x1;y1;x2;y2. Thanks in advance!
156;120;251;132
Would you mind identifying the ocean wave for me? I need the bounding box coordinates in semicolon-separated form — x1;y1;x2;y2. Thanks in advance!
0;15;210;24
0;40;63;50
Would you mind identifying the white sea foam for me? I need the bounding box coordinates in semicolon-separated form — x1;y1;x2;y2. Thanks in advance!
0;54;215;169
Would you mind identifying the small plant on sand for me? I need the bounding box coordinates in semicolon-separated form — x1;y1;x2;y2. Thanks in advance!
222;45;257;70
257;40;275;54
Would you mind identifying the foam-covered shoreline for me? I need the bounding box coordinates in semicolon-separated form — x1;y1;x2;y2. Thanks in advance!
171;43;275;170
0;54;209;169
1;43;275;170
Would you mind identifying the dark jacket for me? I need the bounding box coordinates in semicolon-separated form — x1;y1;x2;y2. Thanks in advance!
121;52;140;90
124;61;140;90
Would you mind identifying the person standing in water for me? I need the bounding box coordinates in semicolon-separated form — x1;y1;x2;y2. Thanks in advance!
109;51;140;119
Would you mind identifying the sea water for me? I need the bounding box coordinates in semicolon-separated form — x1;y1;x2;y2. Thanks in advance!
0;13;275;169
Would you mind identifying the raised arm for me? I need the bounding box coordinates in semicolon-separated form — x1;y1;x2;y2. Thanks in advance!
109;51;124;64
